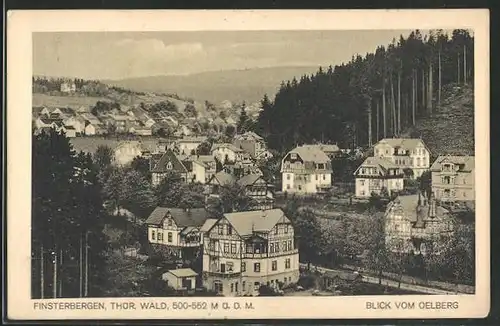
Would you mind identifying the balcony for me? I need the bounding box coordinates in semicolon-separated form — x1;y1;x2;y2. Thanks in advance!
281;167;332;174
202;271;241;279
178;241;201;247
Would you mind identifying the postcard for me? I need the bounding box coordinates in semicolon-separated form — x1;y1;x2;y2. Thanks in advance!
6;9;490;320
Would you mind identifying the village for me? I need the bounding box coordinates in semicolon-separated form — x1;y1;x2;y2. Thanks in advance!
32;97;475;297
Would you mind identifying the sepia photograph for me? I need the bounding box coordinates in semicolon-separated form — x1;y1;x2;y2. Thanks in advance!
7;9;490;320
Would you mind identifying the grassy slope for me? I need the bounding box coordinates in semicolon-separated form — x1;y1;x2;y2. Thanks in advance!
401;83;475;157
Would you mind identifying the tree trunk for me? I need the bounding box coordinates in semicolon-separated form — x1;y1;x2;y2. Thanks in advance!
382;79;387;138
397;69;401;133
79;233;83;297
367;98;372;147
412;70;416;125
390;75;396;136
53;247;58;298
376;100;380;141
457;52;461;84
58;248;63;297
428;61;433;115
438;49;442;106
84;232;89;297
421;70;426;114
463;44;467;84
40;244;44;299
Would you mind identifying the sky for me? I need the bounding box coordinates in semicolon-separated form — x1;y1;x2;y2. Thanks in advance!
33;30;416;80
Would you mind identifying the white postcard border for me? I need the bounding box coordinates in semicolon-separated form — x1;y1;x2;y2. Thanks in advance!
7;9;490;320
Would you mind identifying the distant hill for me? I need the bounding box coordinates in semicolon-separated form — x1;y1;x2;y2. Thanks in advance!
401;83;474;157
103;66;323;104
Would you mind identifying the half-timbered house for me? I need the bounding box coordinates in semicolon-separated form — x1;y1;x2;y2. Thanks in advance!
201;209;299;296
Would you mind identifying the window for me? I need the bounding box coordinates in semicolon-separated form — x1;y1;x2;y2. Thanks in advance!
285;258;291;269
385;150;389;154
167;232;172;243
416;158;421;167
284;225;289;234
283;241;287;251
323;174;326;180
298;185;302;191
224;244;229;253
246;243;253;253
315;174;318;180
151;230;156;240
360;180;365;186
254;263;260;272
227;225;233;235
272;260;277;271
227;262;234;272
166;162;173;170
158;232;163;241
269;243;274;253
291;153;297;159
231;244;237;254
235;282;238;293
242;281;246;290
288;240;293;251
287;174;291;180
275;242;280;252
286;184;290;190
167;219;173;226
274;226;279;235
241;262;246;272
217;225;224;235
360;190;365;196
230;283;234;292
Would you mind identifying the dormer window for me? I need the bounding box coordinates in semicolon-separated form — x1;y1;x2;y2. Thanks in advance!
290;153;297;160
166;162;173;170
167;219;173;226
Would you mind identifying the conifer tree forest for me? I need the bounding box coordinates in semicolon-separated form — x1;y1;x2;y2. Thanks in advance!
255;29;474;153
32;129;109;298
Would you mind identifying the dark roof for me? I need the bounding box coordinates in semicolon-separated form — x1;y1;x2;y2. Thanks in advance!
145;207;210;227
211;171;236;186
151;149;187;173
237;174;262;187
430;155;475;172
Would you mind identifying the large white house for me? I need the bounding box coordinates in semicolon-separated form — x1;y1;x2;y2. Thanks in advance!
280;145;332;193
211;143;245;163
353;156;405;198
177;136;208;155
373;138;431;178
201;209;299;296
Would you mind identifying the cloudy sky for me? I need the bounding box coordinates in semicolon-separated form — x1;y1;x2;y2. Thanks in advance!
33;30;414;80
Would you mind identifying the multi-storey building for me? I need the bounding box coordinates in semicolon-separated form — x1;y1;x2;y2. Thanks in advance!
232;131;272;160
353;156;404;198
150;149;208;186
430;155;475;202
146;207;210;259
201;209;299;296
384;193;454;255
177;136;208;155
211;143;245;164
373;138;431;178
280;145;332;193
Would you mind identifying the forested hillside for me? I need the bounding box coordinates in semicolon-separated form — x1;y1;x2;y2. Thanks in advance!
254;29;474;153
402;83;474;157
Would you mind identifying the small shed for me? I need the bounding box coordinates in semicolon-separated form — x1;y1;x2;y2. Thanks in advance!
161;268;198;291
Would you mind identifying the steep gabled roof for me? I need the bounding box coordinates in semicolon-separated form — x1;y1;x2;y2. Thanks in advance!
145;207;210;227
237;173;262;187
151;149;188;173
200;218;219;233
430;155;475;172
288;145;330;164
210;171;237;186
223;209;289;236
376;138;428;152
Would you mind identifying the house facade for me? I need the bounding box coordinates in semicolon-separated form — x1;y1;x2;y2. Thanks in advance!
373;138;431;178
430;155;475;202
353;157;405;198
232;132;268;159
150;149;189;186
384;194;454;255
237;174;275;210
201;209;299;296
211;143;245;164
146;207;210;259
280;145;332;193
178;136;208;155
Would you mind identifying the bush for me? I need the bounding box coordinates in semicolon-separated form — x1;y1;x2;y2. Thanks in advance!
297;274;317;289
